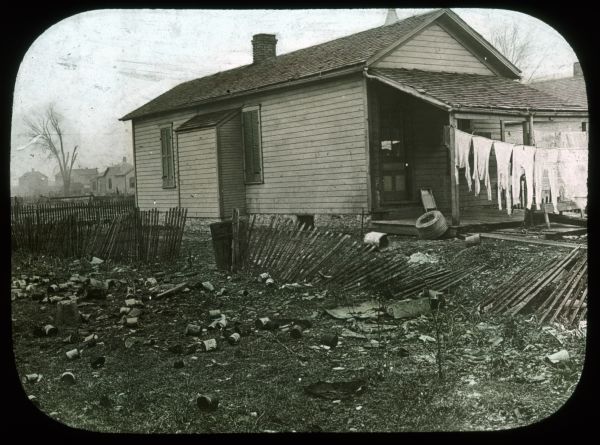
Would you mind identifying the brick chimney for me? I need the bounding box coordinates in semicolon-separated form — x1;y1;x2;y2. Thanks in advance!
573;62;582;77
252;34;277;64
384;8;399;26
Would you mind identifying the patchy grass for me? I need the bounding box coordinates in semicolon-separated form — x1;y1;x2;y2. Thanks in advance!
11;233;586;432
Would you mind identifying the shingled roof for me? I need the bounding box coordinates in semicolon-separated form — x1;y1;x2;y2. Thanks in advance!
529;76;588;109
121;9;448;120
370;68;588;112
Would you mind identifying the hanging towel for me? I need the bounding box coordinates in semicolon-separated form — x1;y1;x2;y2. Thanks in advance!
454;129;472;191
492;141;514;214
557;149;588;211
511;145;536;210
534;149;559;211
471;136;493;200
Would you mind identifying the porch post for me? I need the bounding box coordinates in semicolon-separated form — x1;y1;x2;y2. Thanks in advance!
447;114;460;226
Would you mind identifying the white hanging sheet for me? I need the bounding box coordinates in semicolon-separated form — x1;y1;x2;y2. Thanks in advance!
454;129;472;191
492;141;514;214
471;136;493;200
511;145;536;210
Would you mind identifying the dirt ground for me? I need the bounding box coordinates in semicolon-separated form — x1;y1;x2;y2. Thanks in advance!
11;230;587;433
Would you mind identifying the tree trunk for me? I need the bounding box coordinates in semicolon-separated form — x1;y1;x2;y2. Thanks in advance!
63;178;70;196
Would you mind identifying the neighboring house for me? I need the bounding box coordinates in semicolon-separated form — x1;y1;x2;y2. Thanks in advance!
94;157;135;195
17;169;49;197
55;168;99;196
504;62;588;144
120;8;587;229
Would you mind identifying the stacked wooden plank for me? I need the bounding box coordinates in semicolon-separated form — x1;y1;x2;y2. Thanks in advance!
479;247;587;326
244;215;478;296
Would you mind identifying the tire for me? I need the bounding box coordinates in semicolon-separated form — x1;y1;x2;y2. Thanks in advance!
415;211;448;240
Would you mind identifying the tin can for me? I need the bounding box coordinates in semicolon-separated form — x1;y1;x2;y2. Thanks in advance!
208;316;227;330
256;317;279;330
208;309;221;319
43;324;58;336
196;394;219;411
185;324;202;336
60;372;76;384
200;338;218;352
290;324;304;339
66;348;80;360
320;333;339;348
125;317;138;327
227;332;241;345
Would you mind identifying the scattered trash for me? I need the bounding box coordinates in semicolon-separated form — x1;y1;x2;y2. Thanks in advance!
185;324;202;336
83;334;99;347
208;310;222;319
202;282;215;292
255;317;279;330
55;300;79;327
258;273;270;283
386;295;441;319
227;332;241;345
340;329;368;340
304;379;367;400
418;334;436;343
290;324;304;339
238;289;249;296
363;231;389;249
200;339;218;352
24;373;43;384
43;324;58;336
90;356;105;369
128;308;142;318
265;278;275;287
196;394;219;411
216;288;227;297
66;349;80;360
325;301;382;320
28;395;40;408
60;372;76;384
124;298;143;307
546;349;570;364
208;315;227;331
320;333;339;348
125;317;138;328
408;252;439;264
90;257;104;265
280;283;303;290
464;234;481;247
119;307;131;315
145;278;158;287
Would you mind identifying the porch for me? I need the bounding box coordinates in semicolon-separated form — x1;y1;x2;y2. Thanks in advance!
364;69;587;236
370;207;526;236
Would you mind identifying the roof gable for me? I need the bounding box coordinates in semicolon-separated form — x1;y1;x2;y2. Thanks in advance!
370;22;495;76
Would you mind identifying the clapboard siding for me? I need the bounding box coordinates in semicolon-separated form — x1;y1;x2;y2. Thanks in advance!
247;76;368;214
372;23;494;76
133;73;368;217
178;128;220;217
218;114;246;217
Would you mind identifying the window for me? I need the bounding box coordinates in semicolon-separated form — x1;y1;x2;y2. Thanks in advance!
108;178;112;189
457;119;472;132
129;177;135;189
242;107;263;183
582;122;587;132
160;126;176;188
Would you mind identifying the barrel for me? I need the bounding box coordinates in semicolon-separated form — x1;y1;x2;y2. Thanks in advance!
210;222;232;271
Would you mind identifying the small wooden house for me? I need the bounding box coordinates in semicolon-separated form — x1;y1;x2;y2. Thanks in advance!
121;9;587;232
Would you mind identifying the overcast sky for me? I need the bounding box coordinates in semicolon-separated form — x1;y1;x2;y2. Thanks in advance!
10;8;580;186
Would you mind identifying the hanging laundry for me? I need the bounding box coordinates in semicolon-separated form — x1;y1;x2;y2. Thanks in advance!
454;129;472;191
562;131;588;149
492;141;514;215
534;149;559;211
534;130;588;149
511;145;536;210
557;149;588;211
471;136;493;200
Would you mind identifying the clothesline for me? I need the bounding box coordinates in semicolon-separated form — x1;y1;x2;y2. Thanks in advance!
453;128;588;214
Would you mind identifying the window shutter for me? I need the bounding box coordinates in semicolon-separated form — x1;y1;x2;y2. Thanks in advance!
242;109;262;183
160;127;174;187
250;111;261;182
160;128;168;179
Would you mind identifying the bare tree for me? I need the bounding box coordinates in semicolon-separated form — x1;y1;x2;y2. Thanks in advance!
24;105;78;196
488;22;549;83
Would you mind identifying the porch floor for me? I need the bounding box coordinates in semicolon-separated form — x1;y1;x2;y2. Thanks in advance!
370;208;526;236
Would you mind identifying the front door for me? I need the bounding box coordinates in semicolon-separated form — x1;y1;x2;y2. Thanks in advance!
379;109;412;205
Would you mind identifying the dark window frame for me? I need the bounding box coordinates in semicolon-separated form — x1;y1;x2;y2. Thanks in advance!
160;124;176;189
241;106;264;184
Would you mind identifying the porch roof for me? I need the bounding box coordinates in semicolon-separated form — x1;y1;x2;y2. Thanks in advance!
175;108;239;132
369;68;588;114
